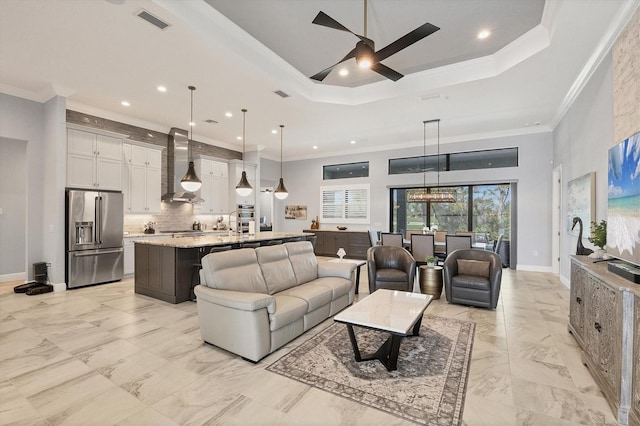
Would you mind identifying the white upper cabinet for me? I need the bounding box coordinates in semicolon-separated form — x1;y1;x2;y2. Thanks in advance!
195;158;229;215
122;142;163;214
67;127;123;190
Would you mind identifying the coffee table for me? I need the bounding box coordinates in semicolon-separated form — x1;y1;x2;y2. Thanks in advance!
328;258;366;294
334;289;433;371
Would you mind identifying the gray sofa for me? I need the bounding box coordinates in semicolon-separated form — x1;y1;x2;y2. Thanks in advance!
194;241;357;361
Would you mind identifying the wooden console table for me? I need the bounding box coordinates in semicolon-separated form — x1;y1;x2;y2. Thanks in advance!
569;256;639;425
304;229;371;259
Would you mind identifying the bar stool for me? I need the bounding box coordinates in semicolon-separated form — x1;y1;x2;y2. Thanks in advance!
190;245;232;301
241;242;261;249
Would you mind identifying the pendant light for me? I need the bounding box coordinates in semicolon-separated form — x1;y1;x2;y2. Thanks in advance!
235;108;253;196
274;124;289;200
180;85;202;192
407;119;455;203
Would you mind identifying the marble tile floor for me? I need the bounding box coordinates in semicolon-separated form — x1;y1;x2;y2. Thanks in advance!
0;269;619;426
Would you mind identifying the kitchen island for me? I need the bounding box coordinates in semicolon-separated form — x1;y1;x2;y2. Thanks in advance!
134;232;314;303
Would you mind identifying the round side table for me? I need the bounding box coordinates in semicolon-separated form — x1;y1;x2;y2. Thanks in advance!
419;265;443;299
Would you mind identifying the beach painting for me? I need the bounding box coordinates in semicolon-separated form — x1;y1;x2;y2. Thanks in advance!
607;131;640;266
567;172;595;237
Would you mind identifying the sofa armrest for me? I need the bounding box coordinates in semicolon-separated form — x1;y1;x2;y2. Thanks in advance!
194;285;276;314
318;260;357;280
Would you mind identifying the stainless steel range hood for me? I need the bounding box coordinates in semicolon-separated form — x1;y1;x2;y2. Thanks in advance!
161;127;203;203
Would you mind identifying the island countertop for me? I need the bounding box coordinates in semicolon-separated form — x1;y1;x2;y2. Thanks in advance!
133;231;314;248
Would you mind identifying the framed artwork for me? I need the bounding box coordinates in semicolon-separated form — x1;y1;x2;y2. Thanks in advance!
285;205;307;220
567;172;595;236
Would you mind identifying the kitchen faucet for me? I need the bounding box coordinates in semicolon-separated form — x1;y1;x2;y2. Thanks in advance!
228;210;240;235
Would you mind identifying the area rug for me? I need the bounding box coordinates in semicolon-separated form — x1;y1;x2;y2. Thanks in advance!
267;315;475;425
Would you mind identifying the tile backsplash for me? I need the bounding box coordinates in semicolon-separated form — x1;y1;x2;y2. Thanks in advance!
124;204;230;233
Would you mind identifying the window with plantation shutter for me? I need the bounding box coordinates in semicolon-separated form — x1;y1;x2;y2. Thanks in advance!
320;184;370;224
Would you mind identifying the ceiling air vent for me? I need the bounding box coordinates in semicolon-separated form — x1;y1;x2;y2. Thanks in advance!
136;9;170;30
274;90;290;98
204;119;218;124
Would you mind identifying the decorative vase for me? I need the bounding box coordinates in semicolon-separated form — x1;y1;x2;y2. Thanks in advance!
337;248;346;259
588;248;606;259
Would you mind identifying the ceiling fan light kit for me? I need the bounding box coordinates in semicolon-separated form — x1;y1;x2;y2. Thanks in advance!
310;0;439;82
236;108;253;197
180;85;202;192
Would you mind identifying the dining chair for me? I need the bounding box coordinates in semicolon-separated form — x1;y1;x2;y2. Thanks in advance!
410;234;435;265
368;229;380;247
434;230;448;256
455;231;475;244
445;235;472;256
405;230;422;243
381;233;403;247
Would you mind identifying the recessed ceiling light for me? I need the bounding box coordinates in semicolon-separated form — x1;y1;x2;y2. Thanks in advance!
313;145;318;150
350;140;356;144
271;129;277;134
189;121;195;127
157;85;167;92
225;112;233;118
121;100;130;107
339;68;349;76
237;136;242;140
477;30;491;39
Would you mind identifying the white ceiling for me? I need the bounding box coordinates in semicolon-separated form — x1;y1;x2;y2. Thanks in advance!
0;0;636;161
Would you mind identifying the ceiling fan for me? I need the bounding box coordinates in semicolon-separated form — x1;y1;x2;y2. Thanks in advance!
310;0;440;82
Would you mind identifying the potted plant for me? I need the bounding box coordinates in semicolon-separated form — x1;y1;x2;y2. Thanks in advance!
588;220;607;259
426;256;437;267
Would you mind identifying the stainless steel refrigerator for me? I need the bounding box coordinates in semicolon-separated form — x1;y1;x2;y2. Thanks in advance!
65;189;124;288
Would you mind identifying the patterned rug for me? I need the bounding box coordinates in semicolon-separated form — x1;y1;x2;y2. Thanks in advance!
267;315;475;425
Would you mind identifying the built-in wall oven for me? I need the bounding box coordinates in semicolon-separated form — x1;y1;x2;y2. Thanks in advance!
237;204;255;233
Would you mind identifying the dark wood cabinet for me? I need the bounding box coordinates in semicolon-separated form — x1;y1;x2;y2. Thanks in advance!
569;257;638;425
305;230;371;259
135;243;196;304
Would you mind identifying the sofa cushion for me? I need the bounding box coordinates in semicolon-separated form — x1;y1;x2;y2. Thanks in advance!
309;276;352;300
279;282;333;312
269;295;308;331
375;268;408;282
457;259;490;278
285;241;318;285
452;275;490;290
256;245;298;295
201;249;268;293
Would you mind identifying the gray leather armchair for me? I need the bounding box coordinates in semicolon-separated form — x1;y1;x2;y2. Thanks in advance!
443;249;502;309
367;246;416;293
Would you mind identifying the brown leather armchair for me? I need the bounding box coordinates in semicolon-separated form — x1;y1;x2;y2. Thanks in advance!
443;249;502;309
367;246;416;293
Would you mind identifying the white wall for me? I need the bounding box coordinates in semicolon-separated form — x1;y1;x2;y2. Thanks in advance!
554;53;614;282
0;138;27;280
0;93;66;282
278;131;553;270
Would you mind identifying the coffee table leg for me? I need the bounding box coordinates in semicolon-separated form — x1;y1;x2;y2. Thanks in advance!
345;324;362;361
411;314;424;336
355;265;361;294
345;324;403;372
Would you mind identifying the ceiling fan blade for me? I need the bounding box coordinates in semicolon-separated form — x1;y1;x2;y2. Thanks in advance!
371;62;404;81
374;22;440;63
312;11;375;49
312;11;353;33
310;48;356;82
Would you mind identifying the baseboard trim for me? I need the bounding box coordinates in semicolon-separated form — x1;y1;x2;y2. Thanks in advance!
515;264;554;273
0;272;26;283
559;274;570;288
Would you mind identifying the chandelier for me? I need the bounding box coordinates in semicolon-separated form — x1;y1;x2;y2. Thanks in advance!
407;119;455;203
